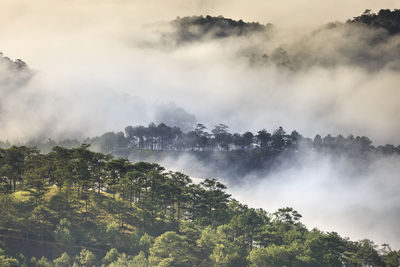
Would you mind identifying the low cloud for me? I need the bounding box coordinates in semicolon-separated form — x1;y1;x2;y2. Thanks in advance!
228;149;400;248
153;102;197;132
145;147;400;249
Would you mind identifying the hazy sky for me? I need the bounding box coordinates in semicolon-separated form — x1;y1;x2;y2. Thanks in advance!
1;0;399;143
1;0;400;28
1;0;400;59
1;0;400;141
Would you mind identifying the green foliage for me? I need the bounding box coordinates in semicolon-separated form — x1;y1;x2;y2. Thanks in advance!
107;253;135;267
230;208;268;249
149;231;196;267
54;218;74;246
209;225;248;267
349;9;400;35
102;248;119;265
0;145;395;266
106;251;148;267
36;256;52;267
140;233;155;255
12;122;400;182
132;251;149;267
53;252;72;267
273;207;302;225
196;226;217;265
78;249;96;266
248;244;298;267
0;248;19;267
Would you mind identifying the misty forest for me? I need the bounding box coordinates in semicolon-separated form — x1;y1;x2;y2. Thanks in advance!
1;4;400;267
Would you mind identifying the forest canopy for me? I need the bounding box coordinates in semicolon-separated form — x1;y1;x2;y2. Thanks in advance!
5;121;398;181
349;9;400;35
170;15;271;43
0;145;399;266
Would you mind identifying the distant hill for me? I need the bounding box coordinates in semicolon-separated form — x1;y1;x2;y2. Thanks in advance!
164;10;400;71
250;9;400;71
0;52;28;70
349;9;400;35
0;52;32;87
8;122;399;183
171;15;271;43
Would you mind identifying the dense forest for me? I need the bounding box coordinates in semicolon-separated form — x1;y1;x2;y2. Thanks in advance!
5;122;398;181
170;15;270;43
349;9;400;35
0;145;399;266
169;10;400;71
0;52;31;87
170;9;400;43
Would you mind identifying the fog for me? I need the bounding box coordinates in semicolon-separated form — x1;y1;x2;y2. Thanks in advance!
230;150;400;249
147;147;400;249
1;0;400;249
1;4;400;143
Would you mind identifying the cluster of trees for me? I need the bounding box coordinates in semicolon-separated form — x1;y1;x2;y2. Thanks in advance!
171;15;270;43
121;123;264;152
0;145;230;225
0;52;29;71
247;9;400;70
0;51;32;87
170;9;400;45
0;145;399;266
2;122;399;183
89;123;399;156
349;9;400;35
167;10;400;71
4;123;400;156
4;122;399;180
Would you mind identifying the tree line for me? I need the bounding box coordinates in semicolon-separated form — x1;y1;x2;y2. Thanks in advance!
3;123;399;156
349;9;400;35
88;123;399;156
0;145;399;266
2;122;399;181
171;15;270;43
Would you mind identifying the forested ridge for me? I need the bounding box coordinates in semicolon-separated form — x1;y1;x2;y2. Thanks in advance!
170;15;270;43
348;9;400;35
0;52;31;87
5;122;399;181
170;9;400;44
0;145;399;266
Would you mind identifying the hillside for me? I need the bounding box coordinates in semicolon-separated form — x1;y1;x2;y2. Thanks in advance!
349;9;400;35
170;15;270;43
0;52;32;87
8;122;398;183
0;145;398;266
165;10;400;71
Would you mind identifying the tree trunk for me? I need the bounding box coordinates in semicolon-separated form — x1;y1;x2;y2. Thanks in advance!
177;199;181;220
